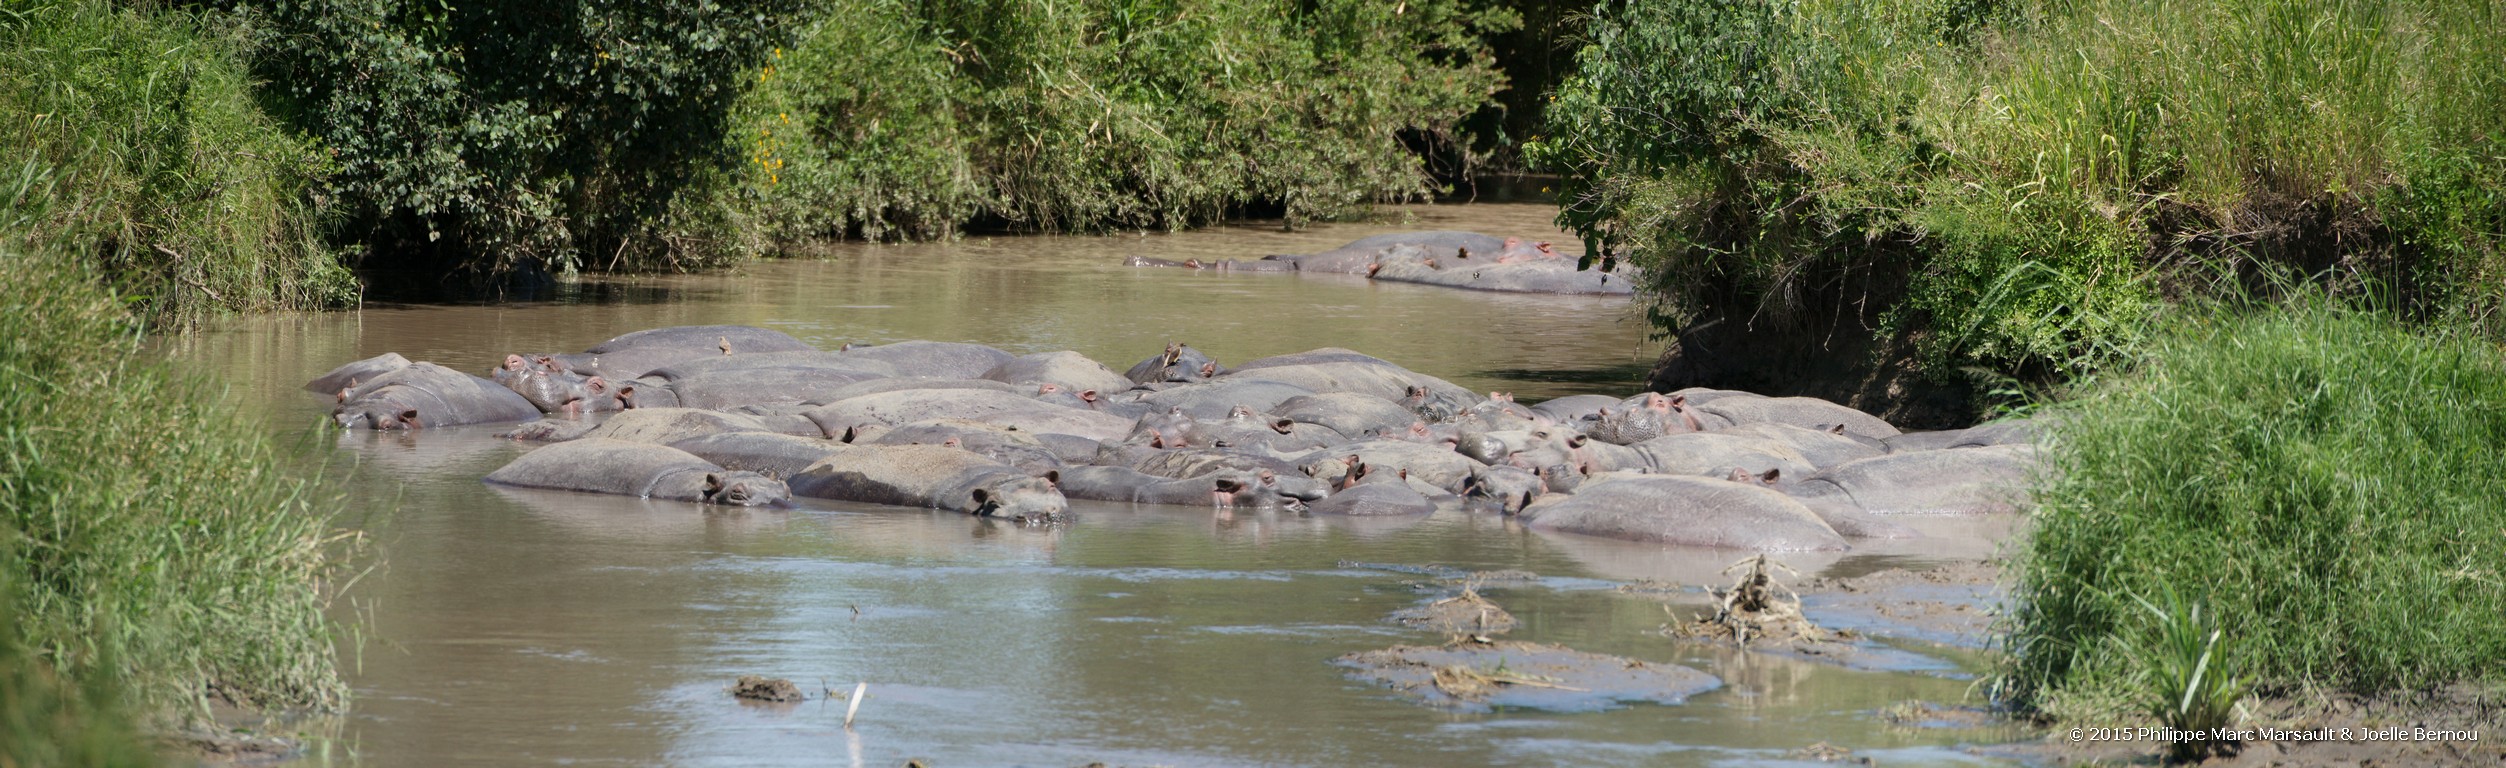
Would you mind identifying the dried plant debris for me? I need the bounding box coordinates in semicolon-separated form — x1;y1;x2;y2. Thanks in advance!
731;675;805;703
1336;640;1720;713
1670;555;1833;645
1785;741;1868;763
1391;586;1518;638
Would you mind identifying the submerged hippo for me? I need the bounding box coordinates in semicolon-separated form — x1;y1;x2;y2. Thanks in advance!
485;438;791;506
787;444;1067;522
1521;474;1847;551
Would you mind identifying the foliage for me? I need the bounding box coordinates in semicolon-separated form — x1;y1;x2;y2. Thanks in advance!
0;0;355;326
2127;587;2250;761
0;565;158;768
0;247;350;719
2004;303;2506;715
249;0;805;278
1532;0;2506;380
736;0;1518;242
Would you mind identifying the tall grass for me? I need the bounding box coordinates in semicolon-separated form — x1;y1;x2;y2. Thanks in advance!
0;564;158;767
2004;301;2506;716
1537;0;2506;384
0;0;355;326
0;246;351;719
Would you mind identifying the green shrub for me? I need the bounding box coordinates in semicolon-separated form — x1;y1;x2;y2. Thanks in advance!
1532;0;2506;381
0;249;349;718
2005;304;2506;715
0;0;355;326
249;0;804;278
738;0;1518;243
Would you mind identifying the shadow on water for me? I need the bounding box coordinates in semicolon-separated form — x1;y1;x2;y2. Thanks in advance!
169;204;2035;767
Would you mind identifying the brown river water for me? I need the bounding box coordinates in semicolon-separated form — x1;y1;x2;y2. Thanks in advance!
169;204;2032;766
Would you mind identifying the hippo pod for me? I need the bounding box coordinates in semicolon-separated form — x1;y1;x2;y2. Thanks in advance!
485;438;790;506
787;444;1067;523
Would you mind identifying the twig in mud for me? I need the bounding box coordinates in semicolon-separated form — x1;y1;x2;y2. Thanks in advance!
1670;555;1828;645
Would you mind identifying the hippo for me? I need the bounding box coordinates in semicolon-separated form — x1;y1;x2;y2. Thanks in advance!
1365;243;1638;295
1228;348;1401;372
491;354;636;414
1263;231;1519;274
982;351;1132;396
1625;432;1815;479
1293;440;1488;494
1304;480;1436;516
1526;394;1621;424
1722;468;1918;539
1789;445;2039;515
1124;342;1222;384
1882;417;2045;453
1692;395;1900;440
1713;422;1885;468
584;325;818;356
803;389;1133;442
1220;360;1478;410
1268;392;1420;438
333;362;544;429
667;432;848;478
1521;474;1847;551
485;438;790;506
572;408;779;444
1135;379;1317;420
305;352;410;395
787;444;1067;522
1460;465;1545;514
866;419;1066;472
1584;393;1706;445
830;340;1015;380
1055;466;1327;510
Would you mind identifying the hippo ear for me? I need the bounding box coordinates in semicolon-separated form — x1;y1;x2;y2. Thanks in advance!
585;376;607;394
1759;469;1781;484
336;388;351;404
1079;389;1099;403
398;410;421;429
1669;394;1689;407
1517;490;1536;511
1566;434;1589;449
1198;362;1217;378
840;426;858;443
971;488;991;505
1042;470;1060;488
1037;383;1060;394
1827;424;1846;435
703;474;724;498
1148;431;1169;449
617;385;636;408
1461;472;1481;493
1212;478;1243;493
1271;418;1294;434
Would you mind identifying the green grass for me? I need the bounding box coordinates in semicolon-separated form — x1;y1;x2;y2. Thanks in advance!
0;246;351;721
0;0;355;326
1534;0;2506;382
2004;302;2506;717
735;0;1518;243
0;565;159;768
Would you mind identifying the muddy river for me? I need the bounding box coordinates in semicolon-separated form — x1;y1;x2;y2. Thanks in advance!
173;204;2033;766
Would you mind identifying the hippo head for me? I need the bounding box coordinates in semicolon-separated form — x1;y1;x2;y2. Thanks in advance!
1212;470;1328;511
1463;466;1544;515
1537;464;1586;494
970;471;1067;523
1724;468;1782;487
703;472;791;507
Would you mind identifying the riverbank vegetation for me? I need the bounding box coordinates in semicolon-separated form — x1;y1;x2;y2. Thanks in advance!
733;0;1518;243
2005;301;2506;719
1;0;356;327
1534;0;2504;383
0;247;351;731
